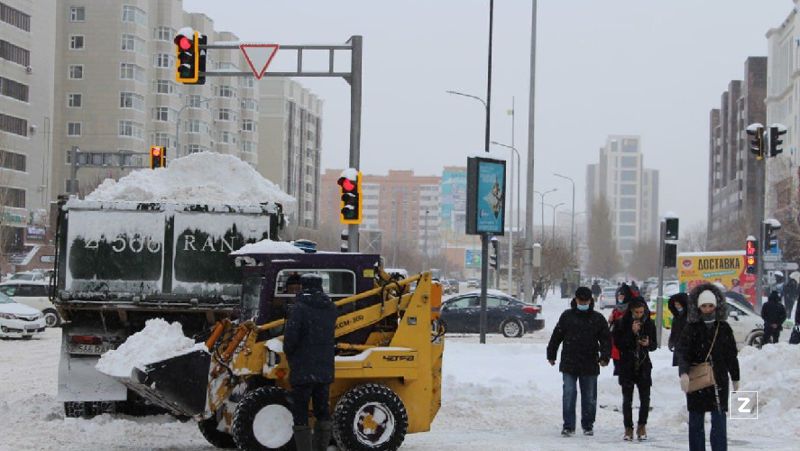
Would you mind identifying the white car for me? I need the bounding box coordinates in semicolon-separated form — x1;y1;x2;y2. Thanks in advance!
0;291;46;339
724;295;767;349
0;281;60;327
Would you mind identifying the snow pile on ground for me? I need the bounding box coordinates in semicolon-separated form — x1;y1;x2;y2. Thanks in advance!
85;152;295;211
95;318;204;378
738;343;800;420
230;239;304;255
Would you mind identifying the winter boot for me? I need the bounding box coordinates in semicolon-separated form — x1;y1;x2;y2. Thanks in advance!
561;428;575;437
312;420;333;451
637;424;647;441
293;425;312;451
623;427;634;441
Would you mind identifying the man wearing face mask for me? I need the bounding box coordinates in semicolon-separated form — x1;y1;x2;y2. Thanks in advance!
676;283;740;451
547;287;611;437
668;292;689;367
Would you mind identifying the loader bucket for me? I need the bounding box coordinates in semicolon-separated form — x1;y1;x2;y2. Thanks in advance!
117;349;211;418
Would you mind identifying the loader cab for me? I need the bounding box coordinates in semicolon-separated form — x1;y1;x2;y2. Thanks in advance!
237;252;382;325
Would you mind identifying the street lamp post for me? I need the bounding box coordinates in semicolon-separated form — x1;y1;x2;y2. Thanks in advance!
533;189;557;240
543;202;565;242
492;140;521;295
553;173;576;260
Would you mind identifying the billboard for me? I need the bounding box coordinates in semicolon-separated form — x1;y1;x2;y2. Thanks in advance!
677;251;756;306
464;249;481;268
466;156;506;235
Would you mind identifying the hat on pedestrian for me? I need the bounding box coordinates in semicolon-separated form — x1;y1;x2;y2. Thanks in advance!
575;286;593;300
300;273;323;292
697;289;717;307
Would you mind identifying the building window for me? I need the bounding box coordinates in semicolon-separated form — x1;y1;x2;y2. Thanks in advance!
0;76;28;102
121;34;144;53
241;77;255;88
119;63;144;82
218;85;235;98
242;120;256;132
619;197;636;209
0;113;27;136
69;6;85;22
241;99;257;111
118;120;143;139
620;184;636;195
119;92;144;110
241;141;255;153
187;119;202;134
153;26;175;41
187;95;206;108
67;93;82;108
121;5;146;26
68;64;84;79
0;39;30;67
220;131;236;144
620;170;637;182
67;122;82;137
0;150;26;171
0;187;25;208
1;3;30;31
153;107;170;122
151;132;173;148
218;109;234;121
619;211;636;223
153;79;175;94
187;144;202;154
69;35;85;50
154;53;172;68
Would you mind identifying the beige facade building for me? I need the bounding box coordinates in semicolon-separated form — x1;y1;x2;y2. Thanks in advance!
0;0;56;252
258;78;322;229
51;0;260;199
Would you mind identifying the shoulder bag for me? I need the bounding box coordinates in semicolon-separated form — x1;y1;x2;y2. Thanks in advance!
687;323;719;393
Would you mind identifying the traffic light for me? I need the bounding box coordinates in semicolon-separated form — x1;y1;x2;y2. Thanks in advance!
664;243;677;268
764;220;781;254
769;124;787;157
746;123;765;160
337;169;362;224
174;30;206;85
150;146;166;169
745;237;758;274
665;217;679;241
489;237;499;270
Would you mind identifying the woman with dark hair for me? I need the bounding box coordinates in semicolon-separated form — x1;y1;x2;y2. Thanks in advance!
609;283;634;375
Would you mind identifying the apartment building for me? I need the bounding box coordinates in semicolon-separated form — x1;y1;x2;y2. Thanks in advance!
586;135;660;260
707;57;767;247
51;0;260;199
258;78;322;229
0;0;56;252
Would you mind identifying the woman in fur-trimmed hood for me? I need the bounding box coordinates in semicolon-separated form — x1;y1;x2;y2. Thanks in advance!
676;283;740;451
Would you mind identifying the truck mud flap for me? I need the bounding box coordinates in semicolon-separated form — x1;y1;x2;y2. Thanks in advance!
116;350;211;418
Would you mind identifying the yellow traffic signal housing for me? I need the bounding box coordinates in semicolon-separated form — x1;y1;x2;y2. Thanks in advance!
174;31;205;85
338;170;362;225
150;146;166;169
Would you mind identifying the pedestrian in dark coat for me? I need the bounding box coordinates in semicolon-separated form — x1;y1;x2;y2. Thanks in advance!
668;292;689;366
591;280;602;299
547;286;611;436
609;283;634;375
283;274;337;451
761;290;787;344
676;283;740;451
783;273;799;315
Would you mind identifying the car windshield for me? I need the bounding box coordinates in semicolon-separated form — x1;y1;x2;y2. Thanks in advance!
0;291;15;304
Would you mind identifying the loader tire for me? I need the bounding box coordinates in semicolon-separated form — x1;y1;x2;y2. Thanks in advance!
232;386;295;451
333;383;408;451
198;413;236;449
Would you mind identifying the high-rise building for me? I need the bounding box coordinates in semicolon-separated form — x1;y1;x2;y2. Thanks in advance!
586;135;660;259
766;7;799;225
51;0;260;199
258;78;322;229
707;57;766;248
0;0;56;251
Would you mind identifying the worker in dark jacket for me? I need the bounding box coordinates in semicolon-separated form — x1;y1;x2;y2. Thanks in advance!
676;283;740;451
613;297;657;441
668;292;689;366
283;274;337;451
547;286;611;437
761;290;787;344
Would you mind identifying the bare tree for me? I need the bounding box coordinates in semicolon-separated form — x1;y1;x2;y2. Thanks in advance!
707;219;748;251
680;222;708;253
627;239;659;280
587;196;621;278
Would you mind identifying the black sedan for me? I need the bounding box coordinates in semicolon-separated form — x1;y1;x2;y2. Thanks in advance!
440;290;544;338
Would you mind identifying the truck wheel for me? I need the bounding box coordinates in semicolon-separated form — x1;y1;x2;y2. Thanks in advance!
198;412;236;449
501;319;524;338
232;386;295;451
64;401;114;418
333;384;408;451
64;401;86;418
42;309;60;328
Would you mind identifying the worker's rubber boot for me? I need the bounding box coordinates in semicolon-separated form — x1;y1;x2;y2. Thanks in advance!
312;420;333;451
293;425;313;451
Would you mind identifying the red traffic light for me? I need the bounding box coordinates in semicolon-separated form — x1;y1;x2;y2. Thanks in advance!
177;36;192;51
745;240;756;255
338;177;356;192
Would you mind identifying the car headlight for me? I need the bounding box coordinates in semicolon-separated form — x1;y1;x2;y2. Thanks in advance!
0;312;17;320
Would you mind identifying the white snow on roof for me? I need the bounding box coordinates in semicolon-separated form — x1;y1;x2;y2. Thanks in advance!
95;318;206;378
85;152;295;212
230;239;304;255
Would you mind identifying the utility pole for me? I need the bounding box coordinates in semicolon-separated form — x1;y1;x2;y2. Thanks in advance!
523;0;538;304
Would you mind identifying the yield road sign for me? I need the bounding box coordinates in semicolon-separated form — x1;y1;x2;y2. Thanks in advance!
764;262;799;271
240;44;279;79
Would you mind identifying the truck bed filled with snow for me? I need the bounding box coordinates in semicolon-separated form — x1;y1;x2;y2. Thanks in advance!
85;152;295;211
95;319;204;378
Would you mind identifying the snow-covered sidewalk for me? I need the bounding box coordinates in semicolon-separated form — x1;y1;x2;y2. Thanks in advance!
0;291;798;450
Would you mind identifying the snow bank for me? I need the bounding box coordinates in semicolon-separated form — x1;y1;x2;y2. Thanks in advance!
96;319;205;378
230;239;304;255
738;343;800;419
86;152;295;212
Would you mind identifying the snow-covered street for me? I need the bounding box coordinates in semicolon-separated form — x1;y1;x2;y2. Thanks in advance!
1;292;799;450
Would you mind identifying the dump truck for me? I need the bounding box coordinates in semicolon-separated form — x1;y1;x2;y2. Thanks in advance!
112;250;444;451
52;196;286;417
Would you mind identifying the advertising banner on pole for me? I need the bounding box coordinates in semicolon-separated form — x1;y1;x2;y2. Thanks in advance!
466;156;506;235
464;249;482;268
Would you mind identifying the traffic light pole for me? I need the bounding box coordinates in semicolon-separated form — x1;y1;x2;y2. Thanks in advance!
656;220;665;348
757;221;765;310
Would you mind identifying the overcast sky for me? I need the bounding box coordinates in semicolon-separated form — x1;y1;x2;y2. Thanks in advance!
185;0;792;229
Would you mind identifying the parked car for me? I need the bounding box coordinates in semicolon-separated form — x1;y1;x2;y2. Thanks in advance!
0;281;60;327
723;294;768;349
440;289;544;338
466;279;479;288
0;291;46;339
598;286;618;309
